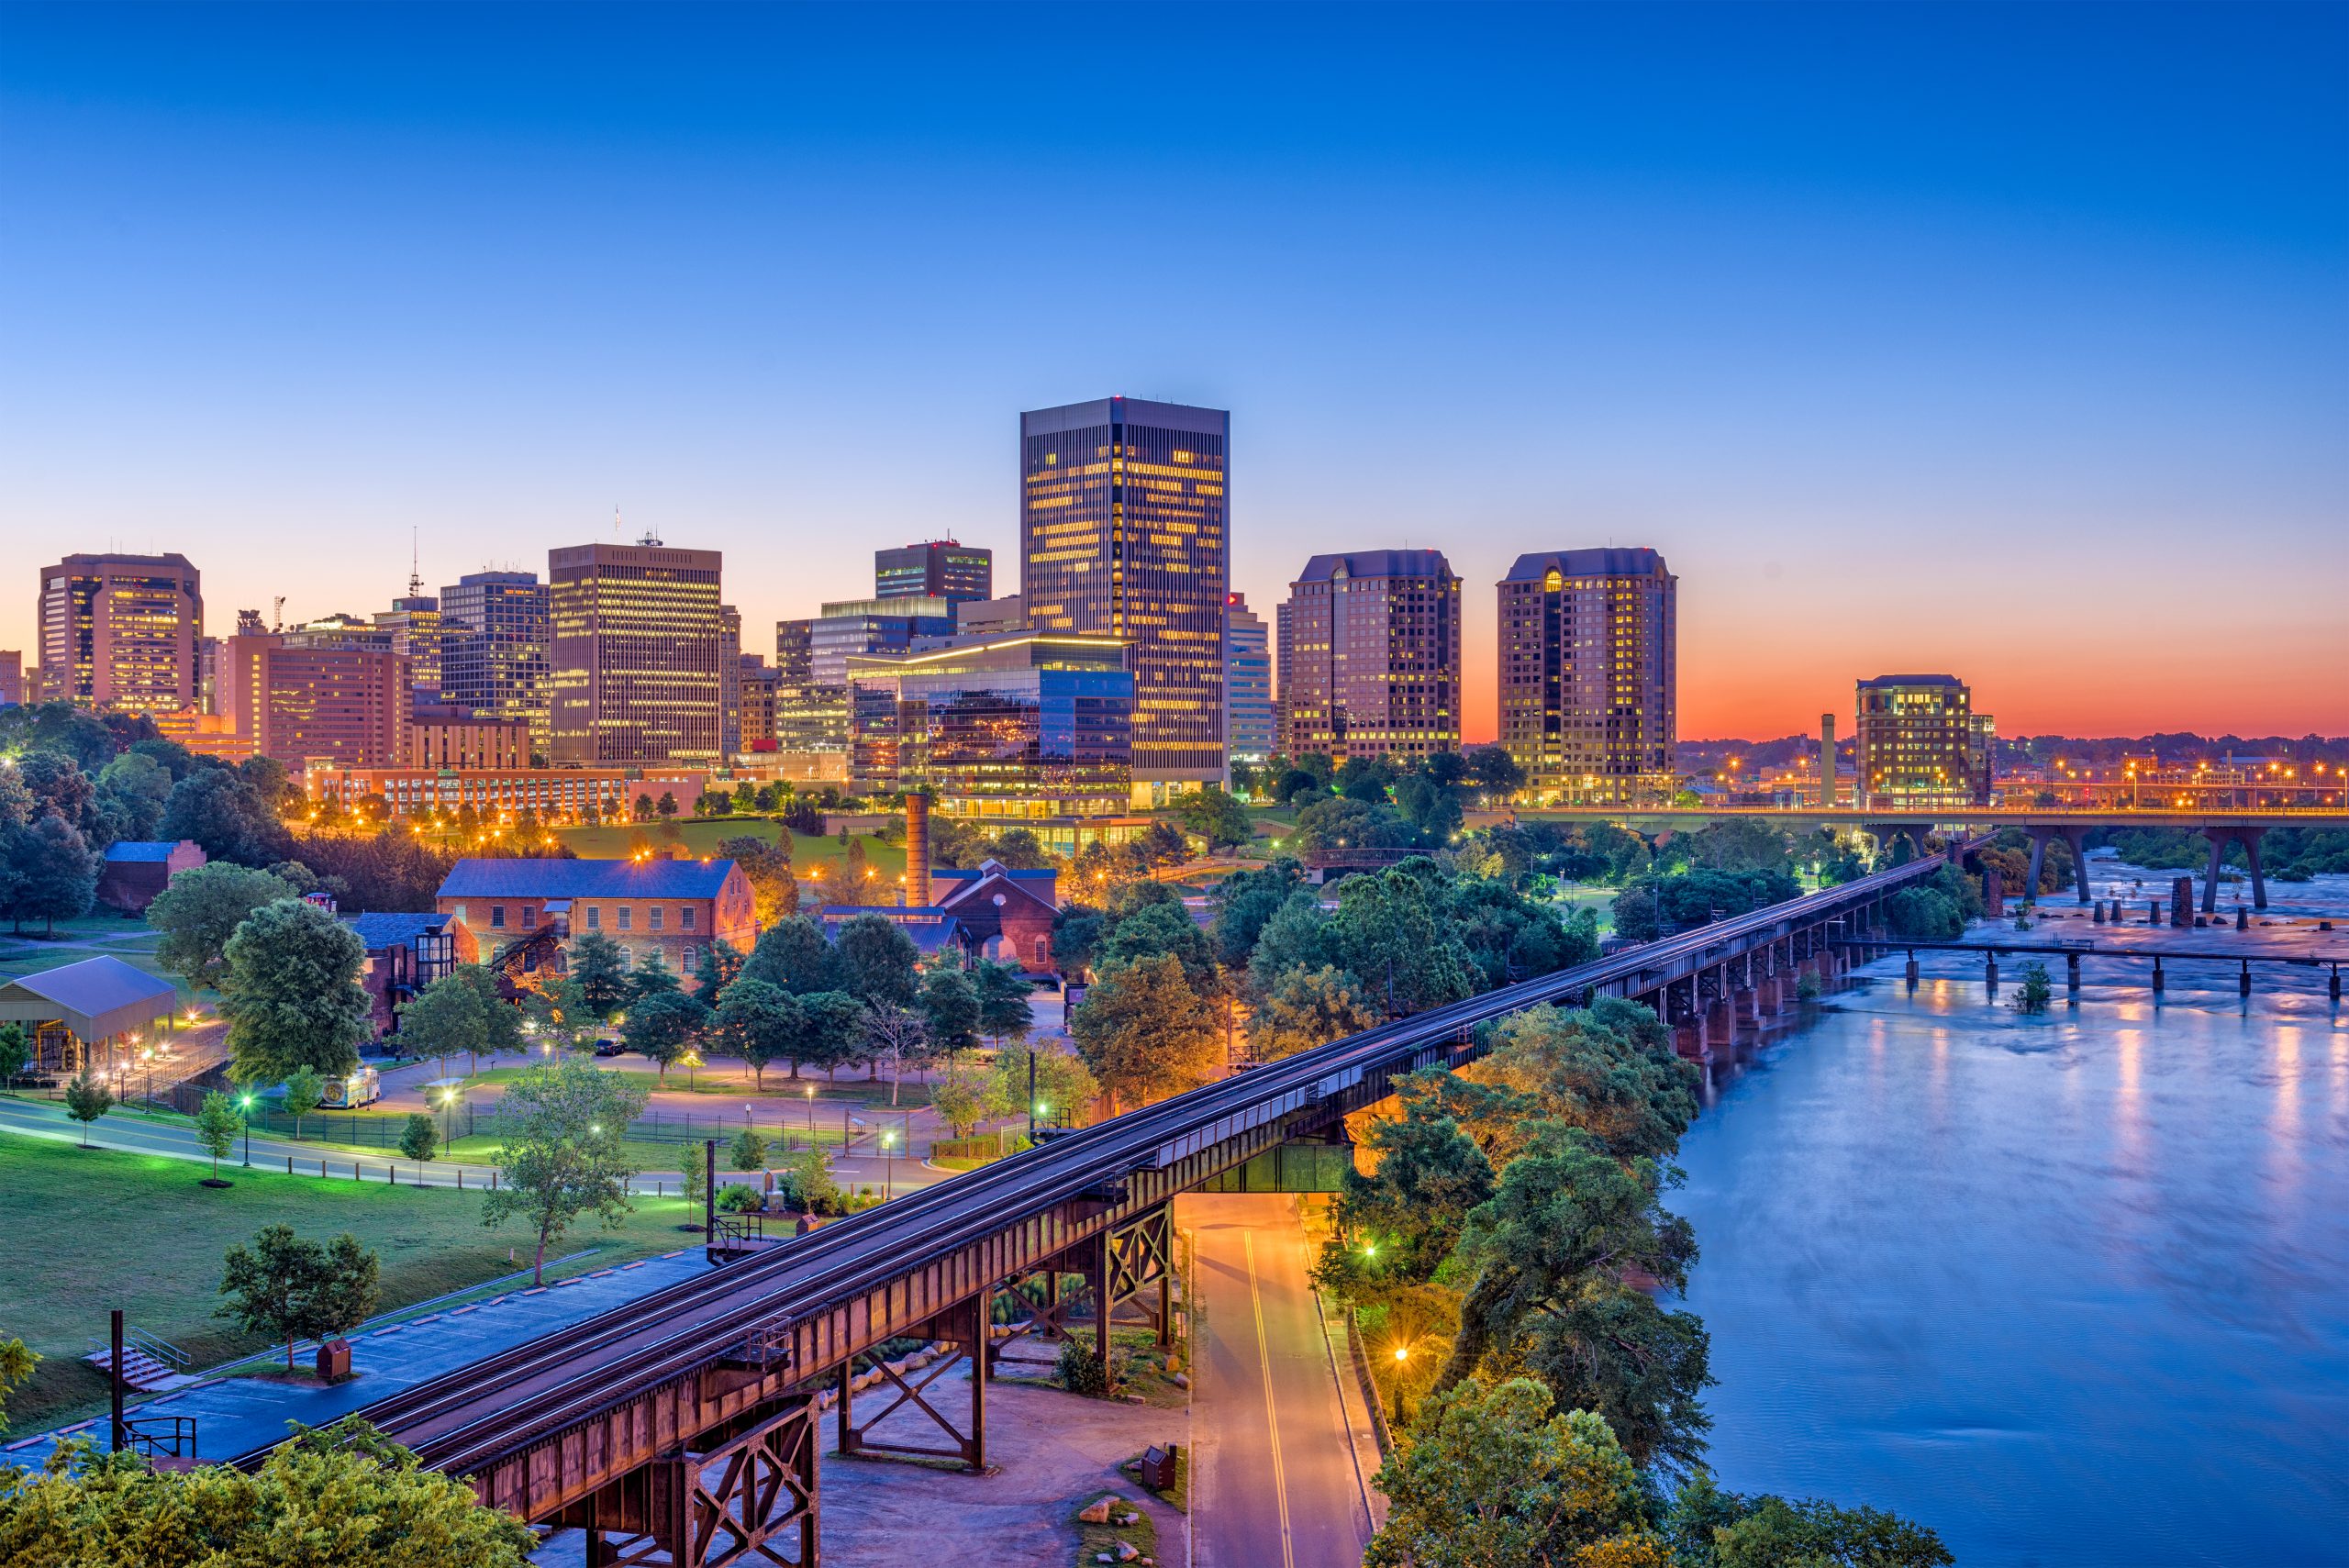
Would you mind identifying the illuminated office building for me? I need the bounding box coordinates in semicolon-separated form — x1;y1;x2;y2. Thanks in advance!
1854;674;1992;808
1276;551;1460;762
375;590;445;700
37;552;204;716
844;633;1133;820
219;631;409;771
1223;592;1275;763
548;539;727;764
440;571;550;757
1020;396;1228;799
876;540;993;604
1497;548;1677;804
805;596;958;684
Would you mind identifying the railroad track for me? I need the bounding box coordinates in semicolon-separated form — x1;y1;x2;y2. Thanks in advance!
242;851;1949;1476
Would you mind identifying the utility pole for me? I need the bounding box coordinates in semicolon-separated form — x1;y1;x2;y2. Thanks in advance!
1027;1050;1037;1141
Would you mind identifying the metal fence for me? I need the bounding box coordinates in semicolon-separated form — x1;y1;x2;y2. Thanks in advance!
239;1100;896;1153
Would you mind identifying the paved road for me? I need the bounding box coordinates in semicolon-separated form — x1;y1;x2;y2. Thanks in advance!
0;1094;952;1195
1182;1193;1375;1568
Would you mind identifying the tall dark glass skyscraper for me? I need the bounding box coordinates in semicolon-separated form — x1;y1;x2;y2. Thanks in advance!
439;570;550;758
1020;396;1229;796
875;540;993;604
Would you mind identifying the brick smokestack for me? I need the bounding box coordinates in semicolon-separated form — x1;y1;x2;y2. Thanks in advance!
1820;713;1837;807
904;793;930;908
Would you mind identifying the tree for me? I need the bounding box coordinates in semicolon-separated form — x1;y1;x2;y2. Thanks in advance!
1664;1476;1954;1568
397;975;487;1081
399;1112;440;1162
1463;1000;1699;1165
1463;743;1526;799
1050;903;1108;978
1097;898;1221;995
693;937;746;999
1435;1124;1712;1477
861;1002;928;1106
918;965;981;1060
628;949;683;1002
9;815;100;933
657;791;679;818
729;1127;770;1173
480;1061;651;1283
15;751;100;836
1319;1089;1494;1291
567;930;633;1018
1252;964;1380;1062
1174;785;1252;855
929;1064;989;1139
988;1044;1098;1129
194;1090;244;1182
972;960;1033;1046
221;898;371;1085
0;1336;35;1435
738;915;843;995
0;1022;28;1090
63;1068;112;1148
835;913;919;1007
524;975;597;1053
1246;890;1341;1000
794;990;868;1081
1212;860;1307;970
1366;1379;1667;1568
713;978;800;1084
282;1063;324;1141
1070;952;1222;1111
1330;865;1477;1018
147;862;298;989
2012;960;2053;1015
987;827;1057;870
159;765;290;866
622;990;708;1082
718;835;798;925
95;749;173;841
217;1223;382;1371
0;1417;541;1565
446;962;522;1067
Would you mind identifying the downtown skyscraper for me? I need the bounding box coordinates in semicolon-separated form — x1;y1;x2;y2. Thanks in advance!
1020;396;1229;798
1497;548;1677;804
1276;550;1461;762
440;570;551;759
548;539;728;764
36;552;204;716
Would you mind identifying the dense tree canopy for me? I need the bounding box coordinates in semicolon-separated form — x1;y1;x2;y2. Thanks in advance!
221;899;372;1085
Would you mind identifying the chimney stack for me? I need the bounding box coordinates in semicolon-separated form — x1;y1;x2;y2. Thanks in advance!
1820;713;1838;807
904;793;931;908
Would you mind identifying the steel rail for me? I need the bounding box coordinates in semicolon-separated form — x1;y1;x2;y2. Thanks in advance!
255;851;1948;1475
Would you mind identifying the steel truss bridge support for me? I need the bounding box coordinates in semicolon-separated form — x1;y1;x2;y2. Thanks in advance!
986;1205;1175;1373
558;1398;819;1568
835;1290;990;1473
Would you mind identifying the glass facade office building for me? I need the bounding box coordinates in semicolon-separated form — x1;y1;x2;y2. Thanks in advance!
876;540;993;604
1021;396;1228;797
440;571;551;758
845;634;1133;819
38;552;204;716
1276;550;1461;762
1855;674;1991;808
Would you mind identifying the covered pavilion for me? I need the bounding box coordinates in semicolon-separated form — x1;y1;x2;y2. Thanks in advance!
0;956;186;1078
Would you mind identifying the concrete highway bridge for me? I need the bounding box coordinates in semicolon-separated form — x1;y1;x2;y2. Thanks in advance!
214;852;1959;1565
1503;805;2349;915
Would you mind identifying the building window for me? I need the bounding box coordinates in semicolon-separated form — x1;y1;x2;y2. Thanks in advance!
681;945;701;974
649;906;664;932
618;906;632;932
585;905;601;931
680;906;696;931
490;905;507;929
520;906;536;929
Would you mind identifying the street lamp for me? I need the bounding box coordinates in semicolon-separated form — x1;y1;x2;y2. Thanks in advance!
1389;1343;1411;1423
881;1129;896;1201
239;1094;254;1166
804;1083;816;1141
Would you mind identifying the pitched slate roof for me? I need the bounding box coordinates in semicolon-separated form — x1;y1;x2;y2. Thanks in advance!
1502;548;1672;582
104;840;181;863
933;862;1058;912
342;912;456;951
437;858;737;901
814;906;969;956
0;957;179;1041
1294;550;1455;584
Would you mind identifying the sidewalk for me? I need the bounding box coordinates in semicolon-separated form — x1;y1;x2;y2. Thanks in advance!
3;1249;713;1468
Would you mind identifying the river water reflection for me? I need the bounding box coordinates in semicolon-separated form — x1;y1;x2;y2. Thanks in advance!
1673;860;2349;1566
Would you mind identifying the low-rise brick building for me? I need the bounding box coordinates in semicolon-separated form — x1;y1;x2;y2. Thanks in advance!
435;856;756;982
95;840;206;914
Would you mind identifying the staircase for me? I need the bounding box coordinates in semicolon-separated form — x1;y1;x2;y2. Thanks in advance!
86;1327;195;1393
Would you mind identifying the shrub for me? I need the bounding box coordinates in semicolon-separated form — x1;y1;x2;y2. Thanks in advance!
1058;1340;1111;1396
1795;973;1821;1002
2011;961;2053;1016
718;1183;766;1214
397;1113;440;1162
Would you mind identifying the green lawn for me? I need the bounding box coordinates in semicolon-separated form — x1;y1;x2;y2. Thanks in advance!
546;817;907;881
0;1138;705;1429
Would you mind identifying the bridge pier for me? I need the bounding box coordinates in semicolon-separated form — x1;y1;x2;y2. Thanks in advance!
837;1289;993;1473
570;1396;821;1568
2024;825;2094;905
2198;825;2269;913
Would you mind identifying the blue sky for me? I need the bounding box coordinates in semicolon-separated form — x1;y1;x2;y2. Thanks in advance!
3;2;2342;737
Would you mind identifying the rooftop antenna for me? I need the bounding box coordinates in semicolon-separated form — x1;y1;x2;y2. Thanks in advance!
614;505;622;539
272;595;286;633
406;527;424;599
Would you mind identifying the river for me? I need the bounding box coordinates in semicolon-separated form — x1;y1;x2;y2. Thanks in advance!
1673;856;2349;1566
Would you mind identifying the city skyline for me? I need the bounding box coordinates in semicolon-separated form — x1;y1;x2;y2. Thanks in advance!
5;6;2342;740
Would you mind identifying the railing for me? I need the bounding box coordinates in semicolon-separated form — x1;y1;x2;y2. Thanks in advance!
88;1324;190;1373
121;1416;197;1459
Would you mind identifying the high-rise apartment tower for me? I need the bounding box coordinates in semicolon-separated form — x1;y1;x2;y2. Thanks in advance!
1497;548;1676;804
1020;396;1229;797
440;571;550;757
1276;550;1460;762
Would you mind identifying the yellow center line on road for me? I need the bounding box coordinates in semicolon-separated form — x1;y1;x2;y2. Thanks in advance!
1244;1229;1297;1568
